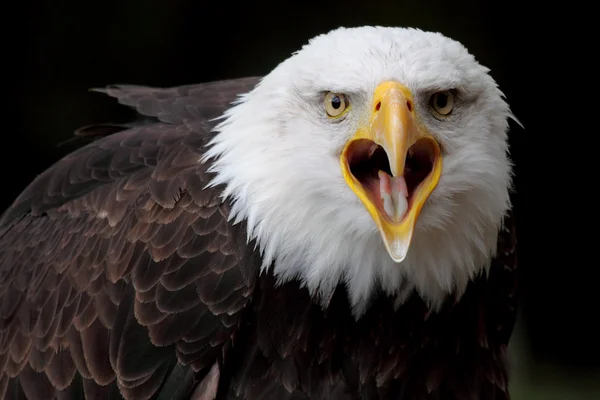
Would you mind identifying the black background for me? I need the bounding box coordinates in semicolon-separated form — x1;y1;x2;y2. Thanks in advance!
4;0;596;395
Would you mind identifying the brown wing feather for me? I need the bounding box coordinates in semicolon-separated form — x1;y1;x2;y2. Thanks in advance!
0;77;262;399
95;77;261;125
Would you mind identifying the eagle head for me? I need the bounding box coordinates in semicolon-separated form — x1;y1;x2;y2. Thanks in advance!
204;26;517;316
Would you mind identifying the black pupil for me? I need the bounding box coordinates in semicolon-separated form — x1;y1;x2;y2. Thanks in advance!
331;96;342;109
436;94;447;109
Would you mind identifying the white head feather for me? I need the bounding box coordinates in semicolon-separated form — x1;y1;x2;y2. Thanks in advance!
203;26;516;317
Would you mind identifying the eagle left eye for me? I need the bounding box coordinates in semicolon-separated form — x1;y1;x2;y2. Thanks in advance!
324;92;348;117
430;91;454;116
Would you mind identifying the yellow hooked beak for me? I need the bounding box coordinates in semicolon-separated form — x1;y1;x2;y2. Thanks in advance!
341;81;442;262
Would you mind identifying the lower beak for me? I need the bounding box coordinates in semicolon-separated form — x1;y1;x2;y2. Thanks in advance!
340;81;442;262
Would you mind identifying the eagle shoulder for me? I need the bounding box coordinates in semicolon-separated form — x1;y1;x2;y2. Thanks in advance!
0;78;262;399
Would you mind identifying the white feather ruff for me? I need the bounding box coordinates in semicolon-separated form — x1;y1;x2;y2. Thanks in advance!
202;26;516;317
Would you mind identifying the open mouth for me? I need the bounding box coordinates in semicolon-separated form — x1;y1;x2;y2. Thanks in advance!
346;139;435;222
339;80;443;262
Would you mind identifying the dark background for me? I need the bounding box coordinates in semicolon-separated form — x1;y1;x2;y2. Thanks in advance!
4;0;596;397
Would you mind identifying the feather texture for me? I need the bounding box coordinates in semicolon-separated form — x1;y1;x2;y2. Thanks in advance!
0;78;262;400
220;216;517;399
0;53;519;399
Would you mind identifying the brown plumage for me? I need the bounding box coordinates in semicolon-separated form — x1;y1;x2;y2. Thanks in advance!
0;77;518;399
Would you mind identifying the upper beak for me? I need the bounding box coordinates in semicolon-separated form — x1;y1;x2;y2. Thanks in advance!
340;81;442;262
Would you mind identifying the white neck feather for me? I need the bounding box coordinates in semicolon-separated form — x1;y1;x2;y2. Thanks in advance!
202;27;514;317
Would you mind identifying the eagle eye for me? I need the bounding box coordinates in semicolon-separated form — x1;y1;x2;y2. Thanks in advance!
430;91;454;116
324;92;348;118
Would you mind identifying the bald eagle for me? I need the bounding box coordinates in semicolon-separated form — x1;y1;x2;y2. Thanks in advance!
0;26;519;399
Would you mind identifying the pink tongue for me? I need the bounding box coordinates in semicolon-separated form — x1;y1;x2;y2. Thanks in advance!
378;171;408;198
377;171;409;222
392;176;408;198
